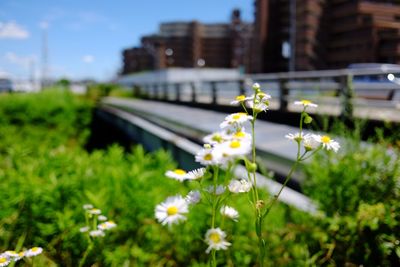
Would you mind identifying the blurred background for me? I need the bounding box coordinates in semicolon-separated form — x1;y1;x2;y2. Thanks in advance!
0;1;399;266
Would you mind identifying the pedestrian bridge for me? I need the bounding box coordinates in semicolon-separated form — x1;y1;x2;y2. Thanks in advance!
97;97;318;214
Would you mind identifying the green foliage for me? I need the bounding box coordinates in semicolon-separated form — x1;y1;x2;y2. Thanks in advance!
86;83;132;101
56;78;71;88
2;91;397;266
0;91;306;266
303;138;400;266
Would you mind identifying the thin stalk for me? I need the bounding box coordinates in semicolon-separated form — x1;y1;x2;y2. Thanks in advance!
263;158;301;219
78;242;94;267
210;166;219;267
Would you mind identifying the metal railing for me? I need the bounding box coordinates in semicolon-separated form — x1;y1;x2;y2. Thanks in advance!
128;68;400;121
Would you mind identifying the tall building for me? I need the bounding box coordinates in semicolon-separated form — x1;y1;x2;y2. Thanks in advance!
121;10;253;75
253;0;400;73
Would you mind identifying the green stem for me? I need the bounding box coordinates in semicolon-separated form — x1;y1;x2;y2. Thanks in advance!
210;166;219;267
79;242;94;267
263;159;300;219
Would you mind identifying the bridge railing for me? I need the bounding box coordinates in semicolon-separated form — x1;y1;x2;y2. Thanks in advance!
129;68;400;120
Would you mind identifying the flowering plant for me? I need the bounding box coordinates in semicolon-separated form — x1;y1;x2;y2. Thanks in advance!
155;83;340;266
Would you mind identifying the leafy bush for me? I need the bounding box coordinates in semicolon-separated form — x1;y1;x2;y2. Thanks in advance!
1;90;397;266
303;139;400;266
0;91;304;266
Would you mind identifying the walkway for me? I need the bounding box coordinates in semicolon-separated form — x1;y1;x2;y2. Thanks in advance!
102;97;324;182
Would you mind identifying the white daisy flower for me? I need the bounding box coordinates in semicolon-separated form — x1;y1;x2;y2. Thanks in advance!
203;132;226;145
4;251;23;262
285;132;305;142
0;256;10;267
220;113;253;129
247;101;269;112
195;147;223;166
303;134;321;151
246;92;271;102
87;208;101;215
205;228;231;253
225;129;252;142
165;169;188;182
89;230;105;237
98;215;107;221
4;251;18;258
79;226;89;233
155;195;189;226
186;168;206;180
206;185;225;195
25;247;43;257
294;100;318;108
228;179;252;193
83;204;93;210
215;139;251;157
220;206;239;222
185;190;201;204
230;95;247;105
98;221;117;231
315;135;340;152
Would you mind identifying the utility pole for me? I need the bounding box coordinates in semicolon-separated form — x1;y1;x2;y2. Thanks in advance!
41;23;48;89
289;0;296;72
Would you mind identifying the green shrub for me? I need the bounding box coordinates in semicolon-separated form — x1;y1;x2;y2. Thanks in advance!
0;91;300;266
303;139;400;266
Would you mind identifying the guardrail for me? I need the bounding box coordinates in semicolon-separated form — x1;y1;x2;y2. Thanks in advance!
126;68;400;121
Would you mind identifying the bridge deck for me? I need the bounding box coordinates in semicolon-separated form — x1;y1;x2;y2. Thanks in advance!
103;97;326;181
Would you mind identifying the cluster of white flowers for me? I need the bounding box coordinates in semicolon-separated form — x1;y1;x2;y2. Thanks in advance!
286;100;340;153
81;204;117;238
230;83;271;113
155;83;277;254
155;84;341;259
0;247;43;266
285;132;340;152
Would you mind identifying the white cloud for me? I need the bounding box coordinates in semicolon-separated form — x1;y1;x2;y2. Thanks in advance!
82;55;94;63
4;52;36;69
0;21;29;39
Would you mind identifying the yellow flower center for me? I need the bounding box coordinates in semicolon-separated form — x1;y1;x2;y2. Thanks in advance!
234;131;246;138
321;135;331;144
301;100;311;105
235;95;246;101
230;140;241;148
173;169;186;175
232;112;246;120
0;257;7;263
18;252;24;257
209;233;221;243
32;247;39;252
167;206;178;216
204;153;213;161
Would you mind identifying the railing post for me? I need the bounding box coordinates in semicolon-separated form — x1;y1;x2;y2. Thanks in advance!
210;81;217;105
133;85;140;97
144;84;150;99
190;82;197;103
153;84;159;99
279;79;289;112
238;79;245;96
163;83;168;100
175;83;181;102
339;74;354;121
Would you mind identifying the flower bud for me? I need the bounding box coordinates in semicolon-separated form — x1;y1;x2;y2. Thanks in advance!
304;115;313;124
252;83;260;91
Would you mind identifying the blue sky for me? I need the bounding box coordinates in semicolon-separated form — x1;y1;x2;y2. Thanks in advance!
0;0;253;81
